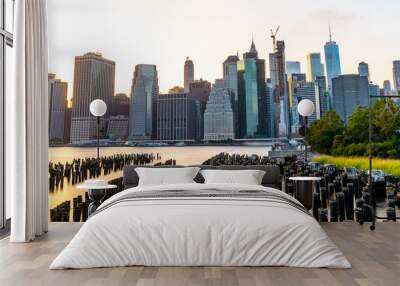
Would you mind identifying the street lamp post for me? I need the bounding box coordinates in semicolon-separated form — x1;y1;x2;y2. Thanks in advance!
298;99;315;163
89;99;107;160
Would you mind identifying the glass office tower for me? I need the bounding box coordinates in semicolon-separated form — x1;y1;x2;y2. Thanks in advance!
324;38;342;92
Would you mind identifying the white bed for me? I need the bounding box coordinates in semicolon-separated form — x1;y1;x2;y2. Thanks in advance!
50;183;351;269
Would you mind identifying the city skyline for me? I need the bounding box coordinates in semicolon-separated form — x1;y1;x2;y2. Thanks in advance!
48;0;400;98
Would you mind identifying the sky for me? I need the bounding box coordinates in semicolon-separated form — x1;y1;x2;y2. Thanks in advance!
48;0;400;98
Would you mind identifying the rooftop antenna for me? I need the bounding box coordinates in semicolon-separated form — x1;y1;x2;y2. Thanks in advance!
329;21;332;42
270;26;280;50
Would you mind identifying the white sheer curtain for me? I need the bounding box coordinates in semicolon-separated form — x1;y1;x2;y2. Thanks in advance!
6;0;49;242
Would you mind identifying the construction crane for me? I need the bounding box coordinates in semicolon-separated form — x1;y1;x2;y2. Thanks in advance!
270;26;280;50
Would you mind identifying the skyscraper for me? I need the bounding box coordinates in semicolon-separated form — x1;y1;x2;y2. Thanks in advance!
306;53;324;82
315;76;330;116
129;64;159;140
48;73;68;143
324;25;342;92
270;40;290;137
358;62;370;81
184;57;194;93
332;75;369;125
243;48;258;137
265;79;275;138
204;79;235;141
156;93;199;141
288;73;306;133
111;93;130;117
223;55;239;137
70;52;115;143
393;61;400;95
286;61;301;76
383;80;392;96
295;82;319;123
188;79;212;139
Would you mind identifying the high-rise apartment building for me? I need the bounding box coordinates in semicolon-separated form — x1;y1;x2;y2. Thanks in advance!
70;52;115;143
286;61;301;76
156;93;199;141
184;57;194;93
324;27;342;92
129;64;159;140
48;73;68;143
307;53;324;82
358;62;370;81
111;93;130;117
332;74;369;125
204;79;235;141
393;61;400;95
270;40;290;137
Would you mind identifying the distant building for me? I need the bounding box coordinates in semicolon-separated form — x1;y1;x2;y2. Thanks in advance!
286;61;301;76
64;106;72;143
269;40;289;137
358;62;370;81
112;93;130;117
324;27;342;92
315;76;330;116
369;83;381;105
223;55;239;136
383;80;392;96
184;57;194;93
332;75;368;125
307;53;324;82
265;79;275;138
243;47;258;137
168;86;184;94
288;73;306;133
70;52;115;143
189;79;211;139
393;61;400;95
48;73;68;143
203;79;235;141
239;40;266;138
188;79;212;104
129;64;159;140
107;115;129;140
156;93;199;141
295;82;319;123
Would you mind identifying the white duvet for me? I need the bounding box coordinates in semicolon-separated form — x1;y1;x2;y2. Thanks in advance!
50;183;351;269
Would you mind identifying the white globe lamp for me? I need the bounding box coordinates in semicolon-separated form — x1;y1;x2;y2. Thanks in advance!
89;99;107;160
90;99;107;117
297;99;315;163
298;99;315;117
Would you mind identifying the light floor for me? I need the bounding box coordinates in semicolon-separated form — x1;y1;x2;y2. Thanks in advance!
0;222;399;286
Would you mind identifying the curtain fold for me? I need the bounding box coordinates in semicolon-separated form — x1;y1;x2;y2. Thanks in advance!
7;0;49;242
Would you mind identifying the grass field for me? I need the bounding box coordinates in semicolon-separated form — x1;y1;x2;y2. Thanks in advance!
313;155;400;177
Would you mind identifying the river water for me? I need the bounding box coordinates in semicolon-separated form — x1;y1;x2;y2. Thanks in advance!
48;146;271;211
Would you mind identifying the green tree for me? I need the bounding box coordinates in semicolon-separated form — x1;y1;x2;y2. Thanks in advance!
306;111;345;155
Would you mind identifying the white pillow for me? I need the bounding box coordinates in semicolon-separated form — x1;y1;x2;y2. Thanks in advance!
200;169;265;185
135;167;200;186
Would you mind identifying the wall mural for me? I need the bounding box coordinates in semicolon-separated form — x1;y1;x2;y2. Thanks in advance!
47;0;400;223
